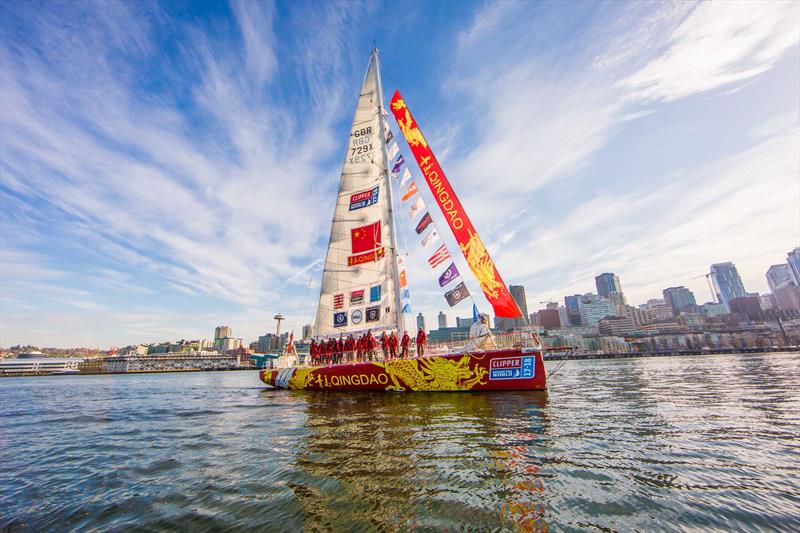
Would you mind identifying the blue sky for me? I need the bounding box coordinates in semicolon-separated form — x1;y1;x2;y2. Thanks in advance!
1;0;798;348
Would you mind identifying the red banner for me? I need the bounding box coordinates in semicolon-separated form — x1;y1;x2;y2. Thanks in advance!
390;91;521;318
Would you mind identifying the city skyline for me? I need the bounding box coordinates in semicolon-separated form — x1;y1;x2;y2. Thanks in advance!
1;1;798;347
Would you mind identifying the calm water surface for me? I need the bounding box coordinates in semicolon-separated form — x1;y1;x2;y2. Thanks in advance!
1;352;799;532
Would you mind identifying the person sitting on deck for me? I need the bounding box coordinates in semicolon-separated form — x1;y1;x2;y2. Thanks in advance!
465;313;496;351
401;331;410;359
389;331;399;360
416;328;426;358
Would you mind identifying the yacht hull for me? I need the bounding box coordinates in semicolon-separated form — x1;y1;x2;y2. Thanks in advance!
259;348;546;392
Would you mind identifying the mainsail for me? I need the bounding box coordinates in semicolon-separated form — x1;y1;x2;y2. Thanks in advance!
313;51;403;337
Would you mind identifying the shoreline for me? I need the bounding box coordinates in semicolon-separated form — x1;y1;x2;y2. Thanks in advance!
543;346;799;361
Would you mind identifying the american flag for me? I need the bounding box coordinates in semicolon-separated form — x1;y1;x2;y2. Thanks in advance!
333;293;344;309
428;244;451;268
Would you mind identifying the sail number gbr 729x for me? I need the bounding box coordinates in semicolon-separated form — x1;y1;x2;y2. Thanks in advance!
349;127;373;165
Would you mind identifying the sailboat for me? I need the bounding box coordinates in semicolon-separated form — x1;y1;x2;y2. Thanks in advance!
260;50;546;392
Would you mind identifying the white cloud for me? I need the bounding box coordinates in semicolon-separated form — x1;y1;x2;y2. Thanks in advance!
619;1;800;102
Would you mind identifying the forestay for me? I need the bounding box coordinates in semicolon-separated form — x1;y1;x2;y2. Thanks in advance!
313;52;400;337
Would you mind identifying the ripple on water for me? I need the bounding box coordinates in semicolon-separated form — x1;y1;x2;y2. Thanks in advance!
2;356;800;531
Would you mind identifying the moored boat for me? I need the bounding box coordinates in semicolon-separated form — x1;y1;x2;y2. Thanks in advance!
260;49;546;392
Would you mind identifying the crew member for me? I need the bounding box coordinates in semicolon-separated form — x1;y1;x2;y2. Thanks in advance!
465;313;496;351
380;332;389;360
400;331;410;359
416;327;426;358
389;331;399;360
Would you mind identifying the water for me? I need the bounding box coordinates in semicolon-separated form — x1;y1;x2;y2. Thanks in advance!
1;352;798;532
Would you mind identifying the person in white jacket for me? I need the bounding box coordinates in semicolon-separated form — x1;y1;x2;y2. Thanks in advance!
465;313;496;351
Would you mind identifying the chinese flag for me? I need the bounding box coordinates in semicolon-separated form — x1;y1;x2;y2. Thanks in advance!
351;221;381;253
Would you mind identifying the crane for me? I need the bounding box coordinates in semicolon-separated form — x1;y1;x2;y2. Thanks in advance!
689;273;717;303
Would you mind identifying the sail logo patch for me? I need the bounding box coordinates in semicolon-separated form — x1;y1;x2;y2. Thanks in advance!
351;309;363;324
370;285;381;302
366;306;380;322
349;187;379;211
334;312;347;328
348;247;385;266
333;294;344;310
489;356;535;380
350;289;365;305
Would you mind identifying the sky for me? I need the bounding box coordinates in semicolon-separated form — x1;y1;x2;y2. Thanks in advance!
1;0;798;348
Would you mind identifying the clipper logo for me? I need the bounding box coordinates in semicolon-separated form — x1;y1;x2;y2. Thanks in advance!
489;356;535;380
349;187;379;211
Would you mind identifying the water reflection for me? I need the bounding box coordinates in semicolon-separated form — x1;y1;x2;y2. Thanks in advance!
287;391;550;530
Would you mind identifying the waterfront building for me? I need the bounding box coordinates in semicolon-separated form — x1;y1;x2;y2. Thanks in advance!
0;355;84;376
427;325;472;343
536;308;561;330
700;302;728;317
214;325;232;340
595;273;627;305
102;351;238;373
257;332;289;353
302;324;312;341
663;286;697;316
597;316;635;336
437;311;448;329
729;296;764;322
759;294;776;310
456;317;472;328
766;264;792;293
773;282;800;312
788;247;800;285
494;317;515;331
509;285;529;328
557;306;569;328
709;262;747;310
577;293;616;327
564;295;582;326
416;313;426;331
639;299;672;321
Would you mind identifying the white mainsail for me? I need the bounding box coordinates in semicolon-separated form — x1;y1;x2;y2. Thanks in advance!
313;50;402;337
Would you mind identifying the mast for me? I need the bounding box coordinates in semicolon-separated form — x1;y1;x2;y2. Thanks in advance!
373;48;405;336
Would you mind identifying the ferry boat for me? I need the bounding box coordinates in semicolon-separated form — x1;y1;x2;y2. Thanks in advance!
260;50;546;392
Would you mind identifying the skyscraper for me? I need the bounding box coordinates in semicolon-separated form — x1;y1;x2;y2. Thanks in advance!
564;295;581;326
577;293;616;327
662;286;697;316
595;273;626;305
509;285;529;328
787;248;800;285
709;262;746;309
214;325;232;340
416;312;426;331
437;311;448;329
766;264;792;293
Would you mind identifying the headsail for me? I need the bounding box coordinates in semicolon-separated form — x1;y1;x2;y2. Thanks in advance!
389;91;521;318
313;51;402;337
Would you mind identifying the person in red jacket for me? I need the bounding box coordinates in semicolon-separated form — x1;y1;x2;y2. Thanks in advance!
400;331;410;359
416;328;426;358
355;334;364;361
345;335;355;363
326;338;335;365
336;336;344;365
365;330;376;361
388;331;399;360
380;332;389;360
309;339;317;365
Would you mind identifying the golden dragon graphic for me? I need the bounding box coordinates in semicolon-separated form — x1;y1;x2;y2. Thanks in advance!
374;354;489;392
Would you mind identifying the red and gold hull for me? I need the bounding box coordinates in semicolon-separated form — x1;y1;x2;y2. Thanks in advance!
259;348;546;392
